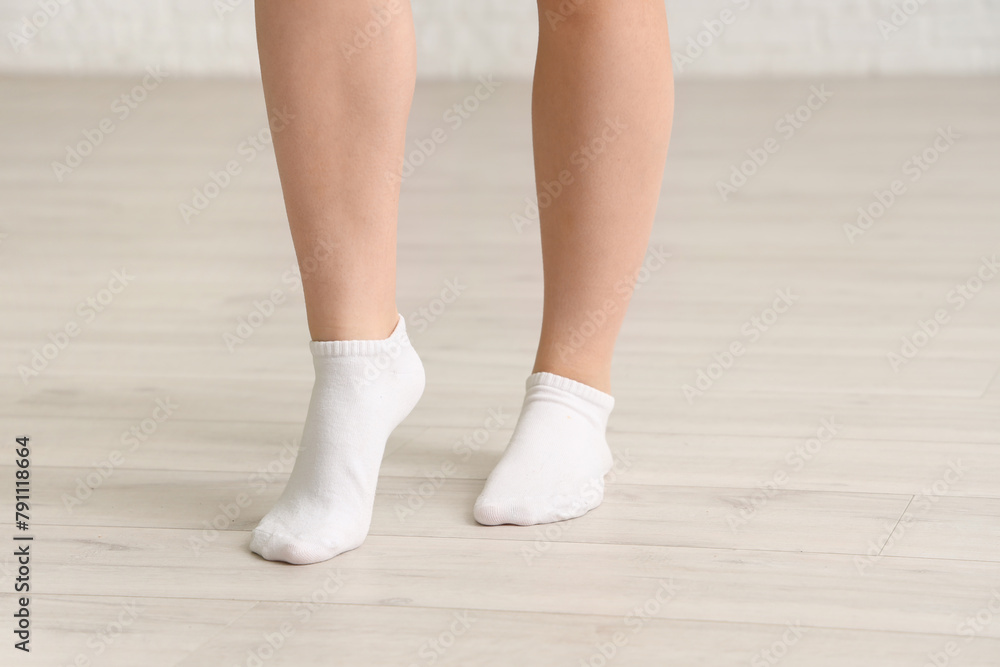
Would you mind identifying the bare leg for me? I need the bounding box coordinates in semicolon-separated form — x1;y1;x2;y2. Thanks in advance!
256;0;415;341
250;0;425;564
474;1;673;526
531;0;674;393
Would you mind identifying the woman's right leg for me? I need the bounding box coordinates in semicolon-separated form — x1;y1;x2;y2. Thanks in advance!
250;0;424;565
257;0;414;341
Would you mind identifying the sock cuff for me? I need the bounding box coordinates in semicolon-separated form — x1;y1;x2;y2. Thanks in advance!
309;315;411;357
526;372;615;412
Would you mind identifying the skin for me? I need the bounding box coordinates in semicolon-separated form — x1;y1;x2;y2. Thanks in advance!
255;0;674;392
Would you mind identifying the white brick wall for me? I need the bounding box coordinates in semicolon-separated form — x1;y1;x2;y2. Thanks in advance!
1;0;998;78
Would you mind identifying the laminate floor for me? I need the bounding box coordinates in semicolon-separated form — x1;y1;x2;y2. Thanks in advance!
1;74;998;666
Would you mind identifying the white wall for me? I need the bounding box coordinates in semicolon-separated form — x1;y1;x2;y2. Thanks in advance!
1;0;998;78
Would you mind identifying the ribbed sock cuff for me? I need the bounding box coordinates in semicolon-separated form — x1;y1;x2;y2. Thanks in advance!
526;371;615;412
309;315;410;357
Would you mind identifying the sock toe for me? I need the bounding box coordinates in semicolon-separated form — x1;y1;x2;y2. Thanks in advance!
473;498;538;526
250;528;347;565
473;486;605;526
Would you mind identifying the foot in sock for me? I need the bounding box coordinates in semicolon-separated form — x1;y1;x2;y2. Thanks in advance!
250;315;424;564
473;371;615;526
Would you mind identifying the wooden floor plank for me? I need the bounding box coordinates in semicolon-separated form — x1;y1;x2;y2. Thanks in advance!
9;466;911;556
13;525;1000;640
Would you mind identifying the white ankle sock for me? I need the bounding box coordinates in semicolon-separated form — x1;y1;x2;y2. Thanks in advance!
250;315;424;564
473;371;615;526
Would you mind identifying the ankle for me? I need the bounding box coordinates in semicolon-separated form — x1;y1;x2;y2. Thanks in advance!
307;308;400;342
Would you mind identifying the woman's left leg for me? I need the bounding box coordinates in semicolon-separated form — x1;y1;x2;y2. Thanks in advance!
475;0;674;526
